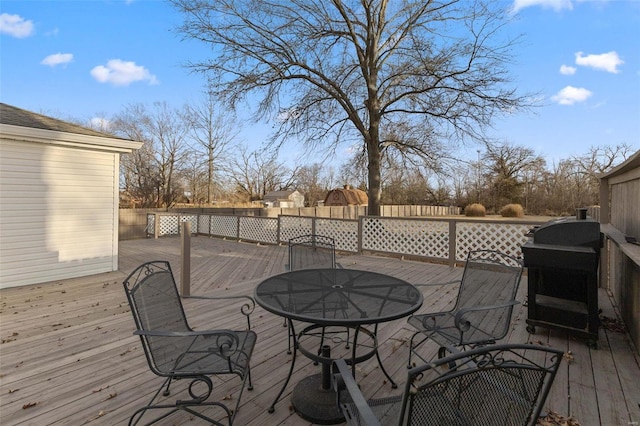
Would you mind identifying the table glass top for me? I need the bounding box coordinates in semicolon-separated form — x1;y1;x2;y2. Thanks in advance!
254;268;423;325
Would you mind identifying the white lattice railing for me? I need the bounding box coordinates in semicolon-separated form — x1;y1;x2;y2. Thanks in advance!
455;221;534;261
146;213;545;264
316;218;359;253
361;217;450;260
239;217;279;244
147;213;199;237
209;215;238;238
279;216;313;242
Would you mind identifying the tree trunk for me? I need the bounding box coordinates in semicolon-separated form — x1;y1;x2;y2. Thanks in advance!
366;135;382;216
207;146;214;204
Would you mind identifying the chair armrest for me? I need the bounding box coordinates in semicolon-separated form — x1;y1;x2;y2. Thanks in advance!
134;329;244;358
134;329;239;338
413;279;461;287
183;294;256;329
183;294;255;313
454;300;520;330
332;359;381;426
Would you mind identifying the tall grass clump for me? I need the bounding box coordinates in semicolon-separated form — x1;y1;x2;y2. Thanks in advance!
500;203;525;218
464;203;486;217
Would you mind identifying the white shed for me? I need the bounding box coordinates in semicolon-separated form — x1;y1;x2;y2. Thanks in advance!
263;190;305;208
0;103;142;288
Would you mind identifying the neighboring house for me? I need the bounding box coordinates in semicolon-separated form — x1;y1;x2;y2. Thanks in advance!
599;149;640;354
263;190;305;208
0;103;142;289
324;185;368;206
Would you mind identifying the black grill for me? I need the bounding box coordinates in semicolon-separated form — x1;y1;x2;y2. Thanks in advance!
522;210;602;347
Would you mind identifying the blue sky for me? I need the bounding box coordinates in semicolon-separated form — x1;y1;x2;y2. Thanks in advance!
1;0;639;167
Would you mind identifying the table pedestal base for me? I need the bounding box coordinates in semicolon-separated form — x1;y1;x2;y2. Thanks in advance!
292;373;344;425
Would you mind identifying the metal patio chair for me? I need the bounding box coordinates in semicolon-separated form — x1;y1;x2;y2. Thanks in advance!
288;233;337;271
285;234;341;355
407;250;524;367
333;343;563;426
123;261;257;426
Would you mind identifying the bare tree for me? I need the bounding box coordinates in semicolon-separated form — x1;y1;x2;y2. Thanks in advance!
569;143;634;199
229;145;297;201
181;149;209;204
483;142;545;212
295;163;332;207
112;102;189;208
172;0;532;215
519;159;550;214
545;143;635;214
120;141;163;208
185;85;239;204
339;152;369;191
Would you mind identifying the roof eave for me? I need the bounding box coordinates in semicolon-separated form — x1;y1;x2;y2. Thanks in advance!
598;149;640;179
0;123;143;153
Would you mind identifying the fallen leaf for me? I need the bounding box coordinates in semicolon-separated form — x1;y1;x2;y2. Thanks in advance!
600;315;626;333
537;410;581;425
22;402;37;409
563;351;574;363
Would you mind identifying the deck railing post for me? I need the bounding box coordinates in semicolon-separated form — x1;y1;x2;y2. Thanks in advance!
181;221;191;296
154;213;160;239
448;220;456;267
357;216;363;254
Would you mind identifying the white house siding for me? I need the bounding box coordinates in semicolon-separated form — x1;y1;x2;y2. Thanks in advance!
0;139;120;288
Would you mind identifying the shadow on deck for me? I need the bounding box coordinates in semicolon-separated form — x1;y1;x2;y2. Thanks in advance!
1;236;638;425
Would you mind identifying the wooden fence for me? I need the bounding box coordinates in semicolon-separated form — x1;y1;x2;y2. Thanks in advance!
118;205;460;241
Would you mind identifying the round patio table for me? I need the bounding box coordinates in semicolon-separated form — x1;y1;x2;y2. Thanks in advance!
255;268;423;424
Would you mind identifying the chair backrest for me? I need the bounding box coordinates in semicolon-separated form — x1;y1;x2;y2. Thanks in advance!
400;344;563;426
288;234;336;271
454;250;523;344
123;261;192;375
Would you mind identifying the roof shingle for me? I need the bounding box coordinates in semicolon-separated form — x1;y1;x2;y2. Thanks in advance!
0;103;128;140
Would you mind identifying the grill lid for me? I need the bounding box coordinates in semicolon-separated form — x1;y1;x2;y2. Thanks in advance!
531;217;601;248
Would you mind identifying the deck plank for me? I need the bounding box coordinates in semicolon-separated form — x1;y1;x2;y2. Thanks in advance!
1;236;639;426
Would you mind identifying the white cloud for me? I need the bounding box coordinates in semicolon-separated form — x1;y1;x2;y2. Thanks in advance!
90;117;111;132
551;86;592;105
0;13;34;38
575;51;624;74
41;53;73;67
90;59;159;86
560;65;577;75
511;0;573;13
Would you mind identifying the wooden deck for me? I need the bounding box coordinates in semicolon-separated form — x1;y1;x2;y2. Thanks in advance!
1;236;639;426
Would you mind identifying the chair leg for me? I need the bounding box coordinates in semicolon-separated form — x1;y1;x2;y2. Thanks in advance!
438;346;448;359
246;365;253;391
407;332;431;369
130;373;252;426
407;332;418;368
